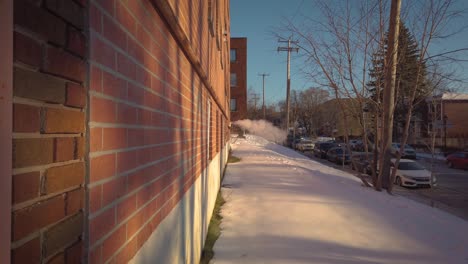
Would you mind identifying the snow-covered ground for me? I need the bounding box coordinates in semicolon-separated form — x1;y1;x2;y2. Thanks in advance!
213;135;468;264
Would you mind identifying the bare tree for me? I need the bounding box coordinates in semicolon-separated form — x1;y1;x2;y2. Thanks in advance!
279;0;468;192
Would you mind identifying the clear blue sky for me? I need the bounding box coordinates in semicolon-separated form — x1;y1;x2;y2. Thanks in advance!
230;0;316;105
230;0;468;105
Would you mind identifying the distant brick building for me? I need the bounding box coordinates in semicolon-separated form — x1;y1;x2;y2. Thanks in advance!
1;0;230;263
426;93;468;148
230;38;247;121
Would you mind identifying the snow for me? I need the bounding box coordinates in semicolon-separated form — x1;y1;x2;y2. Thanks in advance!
440;93;468;100
213;135;468;264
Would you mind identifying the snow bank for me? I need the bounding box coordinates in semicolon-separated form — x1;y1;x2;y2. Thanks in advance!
214;134;468;264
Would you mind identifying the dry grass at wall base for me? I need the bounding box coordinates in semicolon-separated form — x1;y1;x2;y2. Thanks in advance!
200;191;225;264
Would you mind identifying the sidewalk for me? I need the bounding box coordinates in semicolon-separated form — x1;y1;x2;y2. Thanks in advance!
212;135;468;264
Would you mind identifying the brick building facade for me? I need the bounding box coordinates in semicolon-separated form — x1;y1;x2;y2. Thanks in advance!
229;38;247;121
3;0;230;263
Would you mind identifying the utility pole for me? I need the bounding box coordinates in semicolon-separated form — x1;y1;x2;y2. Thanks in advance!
380;0;401;191
278;38;299;131
250;93;260;118
258;73;269;120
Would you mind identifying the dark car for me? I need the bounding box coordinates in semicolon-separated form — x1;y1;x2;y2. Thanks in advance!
326;147;351;164
350;153;374;174
446;152;468;169
314;142;336;159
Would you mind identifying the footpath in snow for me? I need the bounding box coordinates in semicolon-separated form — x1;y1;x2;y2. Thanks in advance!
213;135;468;264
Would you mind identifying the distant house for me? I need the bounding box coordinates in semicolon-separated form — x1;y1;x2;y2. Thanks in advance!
230;38;247;122
424;93;468;148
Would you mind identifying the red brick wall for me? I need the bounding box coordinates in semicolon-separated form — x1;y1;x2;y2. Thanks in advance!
444;101;468;137
230;38;247;121
11;0;87;263
88;0;229;262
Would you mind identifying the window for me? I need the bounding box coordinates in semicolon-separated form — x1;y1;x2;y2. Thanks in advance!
230;73;237;86
230;49;237;62
230;98;237;111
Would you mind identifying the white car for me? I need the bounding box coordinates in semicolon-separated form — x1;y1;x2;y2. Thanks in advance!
297;139;315;152
391;159;436;187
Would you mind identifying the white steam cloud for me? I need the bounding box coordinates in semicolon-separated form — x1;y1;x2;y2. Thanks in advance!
233;119;287;144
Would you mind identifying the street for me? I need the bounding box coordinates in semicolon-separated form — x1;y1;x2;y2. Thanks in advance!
301;150;468;221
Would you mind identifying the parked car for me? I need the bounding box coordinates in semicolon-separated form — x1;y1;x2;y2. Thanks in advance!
292;138;303;150
391;159;436;188
350;153;373;174
314;142;336;159
446;152;468;169
326;147;351;164
349;140;364;151
297;139;315;152
391;143;416;159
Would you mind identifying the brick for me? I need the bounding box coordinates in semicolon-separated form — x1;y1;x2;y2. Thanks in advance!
89;185;102;213
113;236;137;264
66;83;86;108
14;0;66;45
89;246;102;264
118;150;139;173
126;209;144;238
13;104;41;132
90;65;102;92
116;1;136;36
13;138;54;168
14;31;42;67
12;237;41;264
102;70;127;99
127;83;144;104
44;108;85;133
96;0;115;16
136;223;151;249
90;154;116;182
44;46;86;82
102;224;126;262
102;176;127;207
47;253;65;264
128;128;144;148
67;27;86;57
91;33;116;69
66;188;84;215
90;3;102;33
116;52;136;80
90;96;116;123
90;127;102;152
136;66;151;88
13;171;41;204
117;194;136;223
65;241;82;264
89;207;115;245
75;137;85;159
54;137;76;162
102;127;127;150
46;0;84;29
14;67;66;104
44;162;84;194
13;195;66;240
117;103;137;124
44;213;83;258
102;14;127;51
